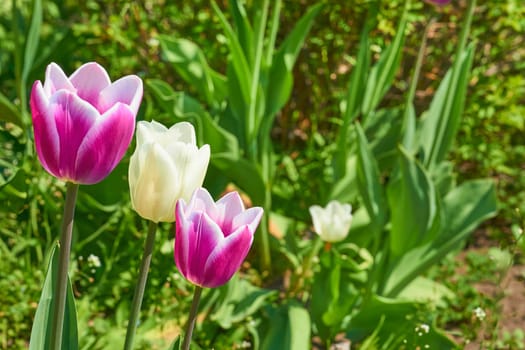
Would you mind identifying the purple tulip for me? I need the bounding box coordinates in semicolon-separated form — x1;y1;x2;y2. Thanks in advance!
30;62;143;184
175;188;263;288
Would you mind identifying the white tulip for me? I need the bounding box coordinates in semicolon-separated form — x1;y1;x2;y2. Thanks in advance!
309;200;352;242
129;120;210;222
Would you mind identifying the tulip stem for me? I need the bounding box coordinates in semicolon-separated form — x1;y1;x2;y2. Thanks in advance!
50;182;79;350
124;220;158;350
182;285;203;350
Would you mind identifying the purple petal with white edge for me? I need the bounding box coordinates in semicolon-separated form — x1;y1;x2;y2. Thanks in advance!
97;75;143;114
213;191;246;235
73;103;135;184
189;187;217;214
44;63;75;96
69;62;111;107
52;91;99;181
188;213;225;286
30;81;60;177
201;226;254;288
175;209;224;287
232;206;264;235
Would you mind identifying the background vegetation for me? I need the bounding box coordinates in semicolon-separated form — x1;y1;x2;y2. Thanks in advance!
0;0;523;348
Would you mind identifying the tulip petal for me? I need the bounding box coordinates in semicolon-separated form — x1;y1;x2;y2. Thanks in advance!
210;191;245;235
129;143;180;222
175;210;224;287
202;226;254;288
31;81;60;177
166;121;197;145
52;91;100;181
178;145;210;203
97;75;143;114
136;120;168;146
69;62;111;107
187;182;216;214
232;207;264;235
74;103;135;184
309;205;324;235
44;63;75;95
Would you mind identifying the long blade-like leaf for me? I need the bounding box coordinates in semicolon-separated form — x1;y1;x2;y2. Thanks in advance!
22;0;42;84
29;244;78;350
264;3;322;120
387;146;440;258
355;123;387;234
419;45;475;169
211;1;251;103
361;2;407;117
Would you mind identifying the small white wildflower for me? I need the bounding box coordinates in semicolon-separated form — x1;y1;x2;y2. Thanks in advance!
420;324;430;333
473;307;486;321
87;254;101;268
424;345;430;349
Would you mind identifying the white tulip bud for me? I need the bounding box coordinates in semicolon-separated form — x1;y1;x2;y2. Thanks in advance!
309;200;352;242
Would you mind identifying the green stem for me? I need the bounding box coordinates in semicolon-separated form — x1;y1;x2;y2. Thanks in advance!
50;182;79;350
182;286;203;350
124;220;158;350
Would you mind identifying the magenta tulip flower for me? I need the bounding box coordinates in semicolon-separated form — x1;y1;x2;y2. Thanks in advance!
175;188;263;288
30;62;143;184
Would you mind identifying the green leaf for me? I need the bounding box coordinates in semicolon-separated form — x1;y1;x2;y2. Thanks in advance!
210;277;276;329
361;4;407;117
158;36;227;106
147;79;240;155
261;302;311;350
0;91;22;126
418;44;475;169
264;3;322;119
382;179;497;297
387;146;440;257
211;1;251;103
355;123;387;235
229;0;254;63
348;295;458;349
212;153;266;205
29;244;78;350
22;0;42;84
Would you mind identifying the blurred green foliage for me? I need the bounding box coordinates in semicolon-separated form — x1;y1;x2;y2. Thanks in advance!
0;0;522;349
